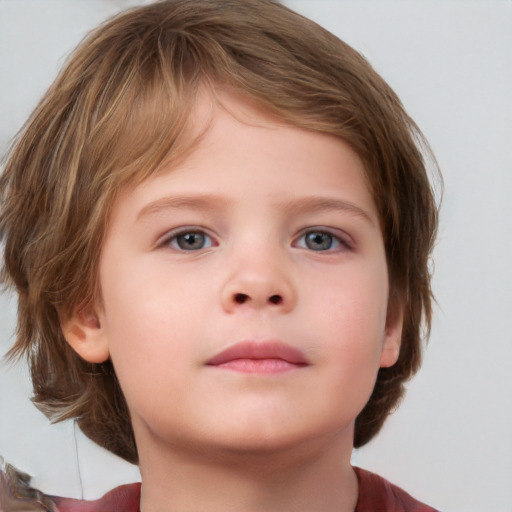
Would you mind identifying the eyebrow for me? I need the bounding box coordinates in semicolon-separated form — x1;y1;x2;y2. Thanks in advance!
278;196;375;226
136;194;375;225
136;195;229;221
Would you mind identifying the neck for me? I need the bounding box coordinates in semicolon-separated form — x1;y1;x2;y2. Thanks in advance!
137;431;358;512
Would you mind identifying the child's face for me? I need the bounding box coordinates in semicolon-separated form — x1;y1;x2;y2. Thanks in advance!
69;93;402;457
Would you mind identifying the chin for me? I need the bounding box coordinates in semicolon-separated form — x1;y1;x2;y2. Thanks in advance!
202;417;351;460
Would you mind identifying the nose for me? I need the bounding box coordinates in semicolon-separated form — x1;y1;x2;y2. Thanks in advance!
220;256;297;314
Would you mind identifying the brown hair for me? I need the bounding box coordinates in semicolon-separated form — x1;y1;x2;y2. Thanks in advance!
0;0;439;464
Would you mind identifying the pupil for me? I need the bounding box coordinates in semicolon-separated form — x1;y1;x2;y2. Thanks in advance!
306;232;332;250
178;232;204;249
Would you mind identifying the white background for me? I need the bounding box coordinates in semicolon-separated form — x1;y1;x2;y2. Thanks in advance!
1;1;511;511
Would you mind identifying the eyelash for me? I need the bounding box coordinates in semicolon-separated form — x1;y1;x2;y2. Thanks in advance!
293;228;352;252
159;227;352;253
160;227;217;251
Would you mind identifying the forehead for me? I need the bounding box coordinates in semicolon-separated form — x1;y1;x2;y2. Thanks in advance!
107;91;379;230
111;83;376;204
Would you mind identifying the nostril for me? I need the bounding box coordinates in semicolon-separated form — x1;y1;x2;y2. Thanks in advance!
234;293;249;304
233;293;283;305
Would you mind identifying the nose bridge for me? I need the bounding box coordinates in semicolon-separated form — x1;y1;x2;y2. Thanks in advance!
221;237;296;312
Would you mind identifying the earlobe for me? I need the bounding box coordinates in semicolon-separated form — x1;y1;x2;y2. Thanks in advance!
60;306;110;363
379;302;404;368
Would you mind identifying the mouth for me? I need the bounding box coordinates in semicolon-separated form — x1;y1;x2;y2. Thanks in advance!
205;341;309;374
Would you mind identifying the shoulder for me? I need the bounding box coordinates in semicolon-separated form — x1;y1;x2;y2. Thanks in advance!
353;466;441;512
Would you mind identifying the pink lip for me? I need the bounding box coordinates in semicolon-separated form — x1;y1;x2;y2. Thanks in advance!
206;341;308;373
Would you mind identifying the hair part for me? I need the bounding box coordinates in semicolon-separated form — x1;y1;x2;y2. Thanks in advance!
0;0;439;464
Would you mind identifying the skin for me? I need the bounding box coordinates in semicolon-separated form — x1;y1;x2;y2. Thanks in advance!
62;92;402;512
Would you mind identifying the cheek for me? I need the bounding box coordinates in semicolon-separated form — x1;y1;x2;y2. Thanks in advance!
98;257;202;392
315;257;389;338
101;294;197;427
310;258;389;389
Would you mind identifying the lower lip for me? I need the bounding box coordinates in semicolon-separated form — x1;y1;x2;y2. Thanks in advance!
212;358;304;374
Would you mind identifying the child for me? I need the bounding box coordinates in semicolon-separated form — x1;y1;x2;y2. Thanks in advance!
0;0;439;510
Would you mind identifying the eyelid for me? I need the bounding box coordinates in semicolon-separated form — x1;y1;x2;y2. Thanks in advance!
157;225;219;250
155;225;353;251
293;226;354;251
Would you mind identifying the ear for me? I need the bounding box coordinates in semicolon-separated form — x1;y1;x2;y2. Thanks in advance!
379;299;404;368
60;306;110;363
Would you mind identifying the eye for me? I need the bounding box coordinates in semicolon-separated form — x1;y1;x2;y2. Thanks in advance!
295;229;346;252
166;229;214;251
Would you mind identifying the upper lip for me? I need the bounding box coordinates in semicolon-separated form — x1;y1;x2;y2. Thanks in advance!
206;341;309;366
